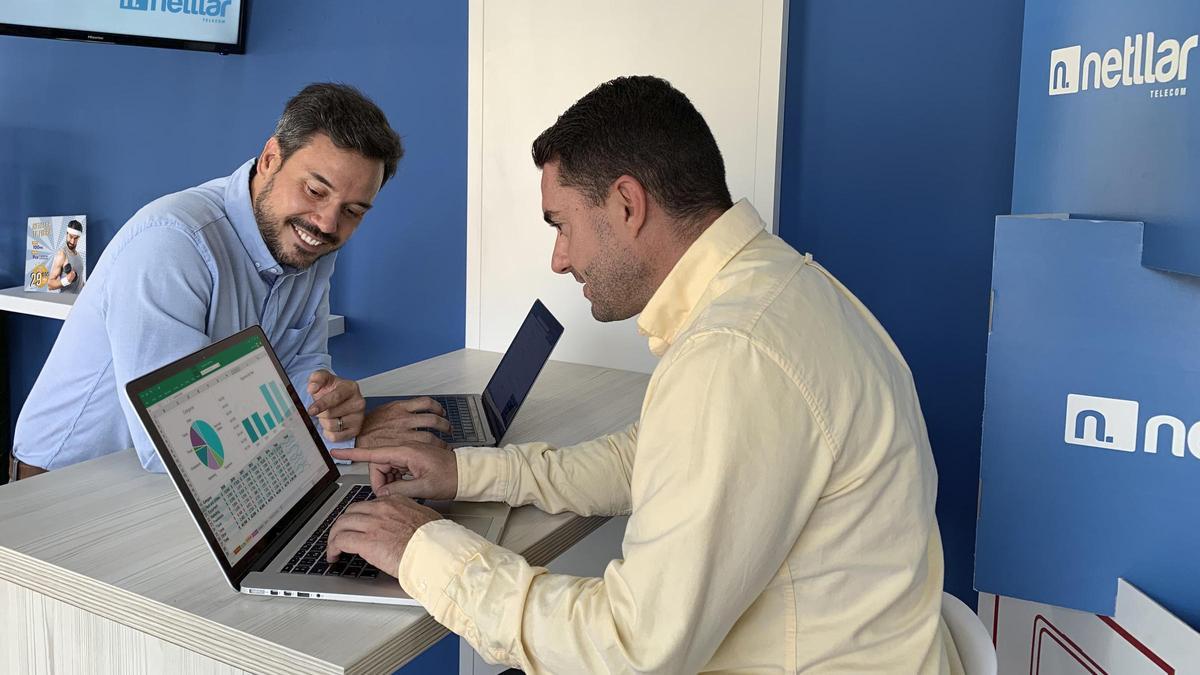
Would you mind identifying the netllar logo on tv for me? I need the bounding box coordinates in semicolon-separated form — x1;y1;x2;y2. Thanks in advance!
119;0;232;21
1065;394;1200;458
1048;32;1198;97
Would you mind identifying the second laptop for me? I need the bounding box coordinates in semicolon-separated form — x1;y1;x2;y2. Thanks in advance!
368;299;564;447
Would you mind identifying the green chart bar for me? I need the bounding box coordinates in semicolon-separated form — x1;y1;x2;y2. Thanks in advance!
264;413;275;430
242;419;259;443
269;381;292;418
251;413;267;435
261;384;283;422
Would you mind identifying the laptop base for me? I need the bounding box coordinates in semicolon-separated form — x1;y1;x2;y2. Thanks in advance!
243;487;510;605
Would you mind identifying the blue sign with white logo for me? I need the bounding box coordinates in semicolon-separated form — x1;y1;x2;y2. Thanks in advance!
1013;0;1200;276
975;215;1200;625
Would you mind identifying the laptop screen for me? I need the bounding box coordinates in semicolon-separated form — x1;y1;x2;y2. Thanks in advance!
133;331;330;567
482;299;564;435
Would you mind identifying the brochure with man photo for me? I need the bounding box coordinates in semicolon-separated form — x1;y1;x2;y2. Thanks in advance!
25;215;87;294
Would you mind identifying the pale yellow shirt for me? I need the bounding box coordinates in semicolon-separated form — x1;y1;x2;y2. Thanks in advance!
398;200;961;673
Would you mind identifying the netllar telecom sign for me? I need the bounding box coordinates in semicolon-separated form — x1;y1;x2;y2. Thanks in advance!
1049;32;1198;96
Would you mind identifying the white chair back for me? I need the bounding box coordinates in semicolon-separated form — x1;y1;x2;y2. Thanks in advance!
941;592;998;675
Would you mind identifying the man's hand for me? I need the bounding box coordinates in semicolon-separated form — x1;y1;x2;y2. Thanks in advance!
357;398;452;449
325;495;443;576
306;370;365;442
330;443;458;499
65;269;78;284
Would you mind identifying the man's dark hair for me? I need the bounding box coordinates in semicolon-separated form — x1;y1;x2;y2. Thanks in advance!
532;75;733;227
274;83;403;188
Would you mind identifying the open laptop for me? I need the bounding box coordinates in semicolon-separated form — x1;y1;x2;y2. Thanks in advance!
370;299;564;448
125;325;508;605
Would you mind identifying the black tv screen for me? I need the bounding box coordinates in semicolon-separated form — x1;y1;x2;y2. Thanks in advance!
1;0;247;54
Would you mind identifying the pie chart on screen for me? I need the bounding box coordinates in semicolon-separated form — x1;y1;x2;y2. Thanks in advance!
190;420;225;470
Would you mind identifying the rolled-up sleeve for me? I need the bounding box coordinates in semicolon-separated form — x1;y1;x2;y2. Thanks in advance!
400;331;835;673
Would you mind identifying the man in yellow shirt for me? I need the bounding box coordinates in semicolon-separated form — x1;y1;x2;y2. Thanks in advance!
328;75;961;673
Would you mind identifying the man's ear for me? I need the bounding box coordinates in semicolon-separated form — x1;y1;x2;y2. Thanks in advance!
612;175;648;238
257;136;283;177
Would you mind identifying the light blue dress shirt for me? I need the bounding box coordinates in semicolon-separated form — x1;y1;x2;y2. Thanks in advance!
14;159;347;472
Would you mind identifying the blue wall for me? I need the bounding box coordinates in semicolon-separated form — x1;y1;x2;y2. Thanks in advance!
0;1;467;429
0;1;467;671
777;0;1025;604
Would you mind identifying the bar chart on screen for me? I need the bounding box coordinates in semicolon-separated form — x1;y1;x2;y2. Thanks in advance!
241;382;292;443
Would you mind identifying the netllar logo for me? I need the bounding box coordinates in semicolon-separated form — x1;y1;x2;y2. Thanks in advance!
1065;394;1138;451
1049;32;1199;97
1049;46;1083;95
119;0;232;21
1065;394;1200;458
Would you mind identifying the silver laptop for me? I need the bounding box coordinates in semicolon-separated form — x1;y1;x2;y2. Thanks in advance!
369;299;564;448
126;325;509;605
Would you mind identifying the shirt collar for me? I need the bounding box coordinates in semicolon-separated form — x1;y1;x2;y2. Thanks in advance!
225;158;284;275
637;199;765;356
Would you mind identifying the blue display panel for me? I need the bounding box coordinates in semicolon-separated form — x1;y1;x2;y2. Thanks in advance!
976;216;1200;627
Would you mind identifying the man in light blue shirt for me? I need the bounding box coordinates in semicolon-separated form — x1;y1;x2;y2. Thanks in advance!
11;83;448;478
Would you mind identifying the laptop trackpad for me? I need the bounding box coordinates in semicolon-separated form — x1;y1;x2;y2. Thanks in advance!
447;514;495;537
429;500;510;544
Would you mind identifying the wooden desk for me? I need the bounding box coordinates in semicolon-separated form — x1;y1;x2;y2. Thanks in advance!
0;349;648;674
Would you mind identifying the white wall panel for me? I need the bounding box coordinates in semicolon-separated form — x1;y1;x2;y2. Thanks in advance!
468;0;788;369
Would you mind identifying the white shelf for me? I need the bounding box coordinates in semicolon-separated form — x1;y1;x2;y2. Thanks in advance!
326;313;345;337
0;286;75;320
0;286;346;337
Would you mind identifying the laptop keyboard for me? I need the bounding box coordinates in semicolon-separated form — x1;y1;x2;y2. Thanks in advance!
282;484;381;579
430;395;479;443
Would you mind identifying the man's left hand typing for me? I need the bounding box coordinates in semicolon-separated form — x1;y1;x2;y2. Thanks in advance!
325;494;443;577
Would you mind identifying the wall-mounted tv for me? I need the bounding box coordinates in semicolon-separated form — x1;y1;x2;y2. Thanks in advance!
1;0;247;55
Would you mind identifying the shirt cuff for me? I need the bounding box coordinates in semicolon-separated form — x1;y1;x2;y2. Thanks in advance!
325;435;356;450
397;519;491;635
322;433;355;464
454;445;515;502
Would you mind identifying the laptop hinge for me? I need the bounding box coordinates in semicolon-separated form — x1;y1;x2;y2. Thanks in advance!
251;480;341;572
480;391;506;443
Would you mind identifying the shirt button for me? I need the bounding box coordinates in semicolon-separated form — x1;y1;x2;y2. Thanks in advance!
417;580;427;592
255;262;261;268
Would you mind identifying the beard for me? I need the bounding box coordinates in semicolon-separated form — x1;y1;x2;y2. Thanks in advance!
253;176;338;269
581;213;651;322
